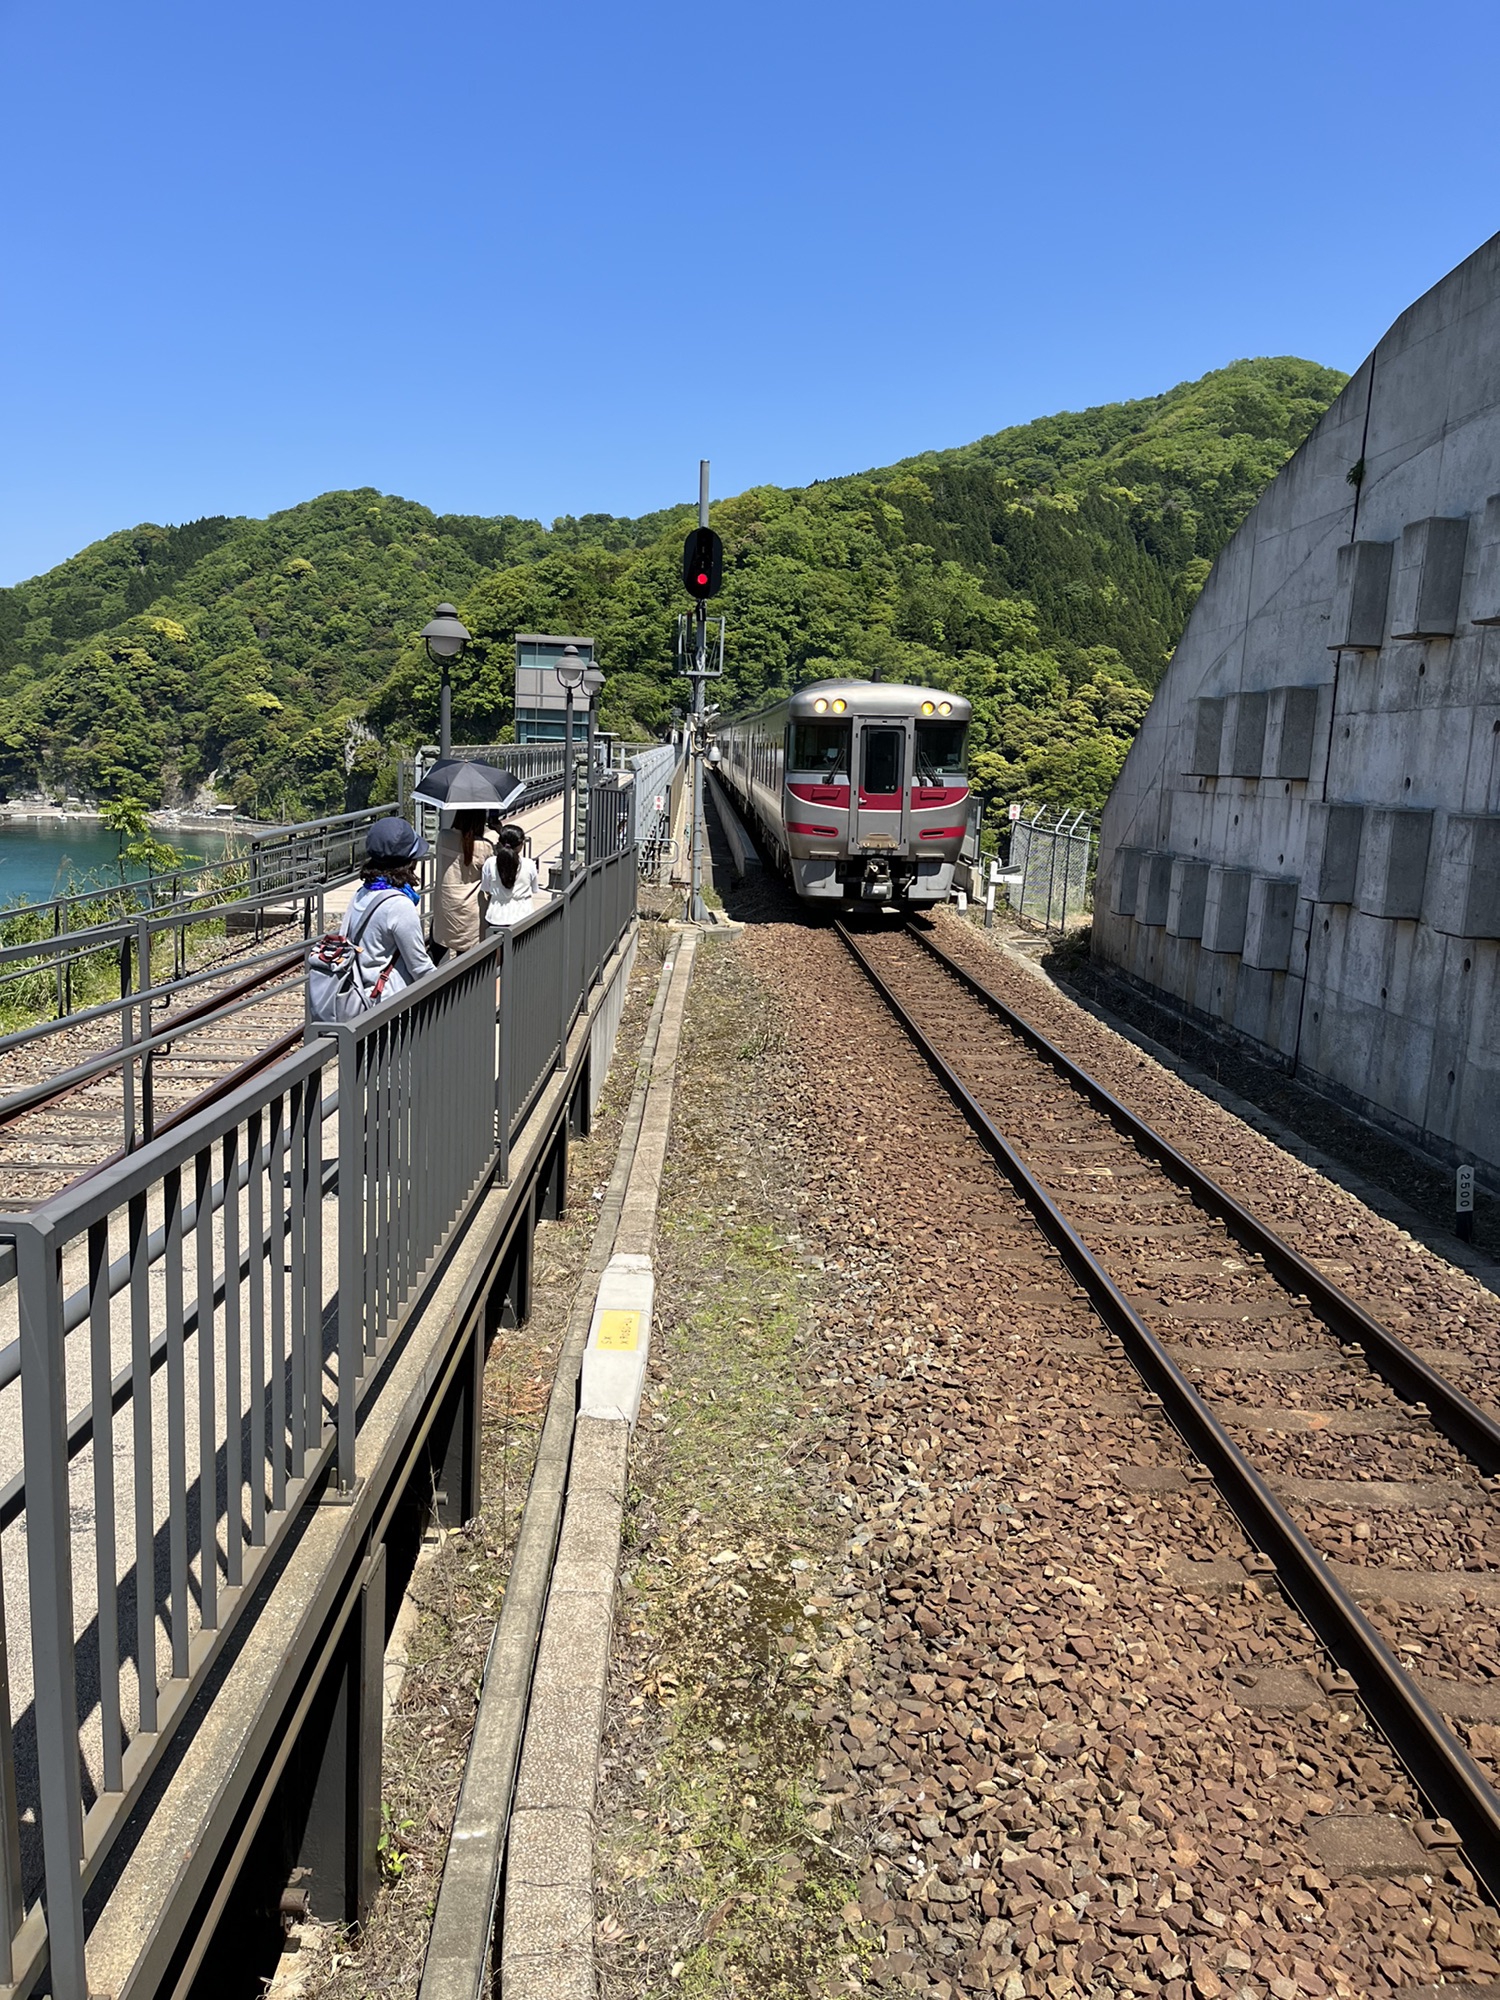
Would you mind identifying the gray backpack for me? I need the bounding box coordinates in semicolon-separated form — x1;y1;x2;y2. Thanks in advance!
306;891;402;1024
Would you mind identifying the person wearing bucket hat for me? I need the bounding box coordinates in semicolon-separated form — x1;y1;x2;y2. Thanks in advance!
342;817;434;1002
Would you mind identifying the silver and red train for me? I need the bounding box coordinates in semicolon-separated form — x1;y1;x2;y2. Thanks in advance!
716;678;972;905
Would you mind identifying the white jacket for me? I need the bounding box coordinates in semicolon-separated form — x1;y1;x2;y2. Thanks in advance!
480;854;544;927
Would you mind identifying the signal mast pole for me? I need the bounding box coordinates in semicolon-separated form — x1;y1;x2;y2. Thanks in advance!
679;460;723;923
689;460;710;923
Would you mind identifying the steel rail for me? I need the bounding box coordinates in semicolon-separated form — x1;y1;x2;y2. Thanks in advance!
904;920;1500;1478
0;956;306;1123
0;937;305;1067
835;918;1500;1901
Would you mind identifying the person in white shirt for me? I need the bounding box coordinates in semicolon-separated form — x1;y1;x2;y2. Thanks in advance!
480;824;544;927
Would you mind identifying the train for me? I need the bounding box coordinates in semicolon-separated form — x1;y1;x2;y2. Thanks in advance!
715;678;973;905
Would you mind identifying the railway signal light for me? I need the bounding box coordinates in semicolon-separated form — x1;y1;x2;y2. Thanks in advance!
682;526;723;599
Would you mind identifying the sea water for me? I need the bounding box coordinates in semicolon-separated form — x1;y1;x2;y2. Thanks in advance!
0;819;234;912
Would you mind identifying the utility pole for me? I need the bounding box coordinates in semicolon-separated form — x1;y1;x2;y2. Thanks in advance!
680;460;724;924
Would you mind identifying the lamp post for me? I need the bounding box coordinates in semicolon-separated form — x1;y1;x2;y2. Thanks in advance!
581;662;605;861
420;602;471;760
554;644;587;890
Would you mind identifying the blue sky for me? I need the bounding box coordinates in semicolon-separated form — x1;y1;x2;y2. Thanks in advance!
3;0;1498;585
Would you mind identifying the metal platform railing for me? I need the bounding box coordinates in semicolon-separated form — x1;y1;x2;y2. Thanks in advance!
0;802;403;1025
0;837;638;2000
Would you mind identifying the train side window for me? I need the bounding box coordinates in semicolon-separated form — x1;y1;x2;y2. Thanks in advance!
862;728;903;794
788;721;850;776
914;721;968;785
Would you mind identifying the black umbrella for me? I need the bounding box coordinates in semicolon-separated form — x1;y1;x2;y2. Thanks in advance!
410;758;527;811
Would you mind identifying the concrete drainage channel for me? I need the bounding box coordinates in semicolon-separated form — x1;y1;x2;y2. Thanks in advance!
418;927;699;2000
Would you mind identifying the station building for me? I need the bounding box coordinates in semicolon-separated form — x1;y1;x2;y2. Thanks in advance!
1095;233;1500;1181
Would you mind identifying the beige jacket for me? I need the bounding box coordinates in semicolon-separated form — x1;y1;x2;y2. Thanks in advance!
432;829;495;951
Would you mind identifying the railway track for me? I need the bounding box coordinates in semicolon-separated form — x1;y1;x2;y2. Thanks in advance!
0;938;310;1207
836;915;1500;1901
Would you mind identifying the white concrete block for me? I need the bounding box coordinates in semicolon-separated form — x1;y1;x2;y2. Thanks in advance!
1109;847;1143;917
1188;698;1225;776
1329;540;1393;651
1202;868;1252;955
1166;859;1209;940
578;1253;654;1427
1355;809;1433;920
1228;691;1269;777
1390;516;1469;639
1313;804;1364;904
1242;877;1299;971
1428;814;1500;938
1469;493;1500;626
1270;686;1321;780
1139;853;1172;927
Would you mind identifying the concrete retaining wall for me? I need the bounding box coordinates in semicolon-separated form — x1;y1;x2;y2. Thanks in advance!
1096;230;1500;1179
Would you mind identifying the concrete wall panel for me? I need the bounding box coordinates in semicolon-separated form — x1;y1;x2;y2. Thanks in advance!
1095;232;1500;1175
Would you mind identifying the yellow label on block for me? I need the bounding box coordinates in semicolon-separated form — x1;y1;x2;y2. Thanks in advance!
595;1309;641;1353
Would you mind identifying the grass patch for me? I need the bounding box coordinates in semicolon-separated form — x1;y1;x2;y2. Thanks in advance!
598;939;873;1999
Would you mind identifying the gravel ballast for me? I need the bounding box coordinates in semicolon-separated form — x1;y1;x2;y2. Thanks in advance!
597;881;1500;2000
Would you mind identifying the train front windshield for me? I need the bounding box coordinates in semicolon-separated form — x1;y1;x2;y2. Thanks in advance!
915;720;968;785
789;720;851;775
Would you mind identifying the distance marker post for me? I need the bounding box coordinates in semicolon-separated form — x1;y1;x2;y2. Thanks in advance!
1457;1164;1476;1244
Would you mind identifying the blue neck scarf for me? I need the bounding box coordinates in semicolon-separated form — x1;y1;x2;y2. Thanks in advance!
369;877;421;904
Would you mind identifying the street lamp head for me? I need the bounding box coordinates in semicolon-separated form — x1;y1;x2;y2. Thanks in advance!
554;643;587;692
421;603;470;663
582;664;605;700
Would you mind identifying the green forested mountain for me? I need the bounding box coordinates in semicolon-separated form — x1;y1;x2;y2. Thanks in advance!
0;357;1346;823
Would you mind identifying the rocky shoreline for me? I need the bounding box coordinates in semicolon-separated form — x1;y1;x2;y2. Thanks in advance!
0;803;261;832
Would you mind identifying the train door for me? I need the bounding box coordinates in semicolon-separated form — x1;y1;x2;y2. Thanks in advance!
851;717;912;858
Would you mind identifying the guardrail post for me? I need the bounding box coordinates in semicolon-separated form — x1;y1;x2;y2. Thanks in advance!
557;871;570;1072
137;917;156;1142
497;929;513;1183
334;1025;361;1491
0;1540;23;1981
15;1218;89;1999
121;932;138;1151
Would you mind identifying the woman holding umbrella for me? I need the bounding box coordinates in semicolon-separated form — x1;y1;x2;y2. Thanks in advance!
431;811;493;961
411;758;527;961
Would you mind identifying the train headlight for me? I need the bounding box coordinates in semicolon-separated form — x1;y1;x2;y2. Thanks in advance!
831;698;846;712
938;701;952;716
813;697;828;713
920;701;935;716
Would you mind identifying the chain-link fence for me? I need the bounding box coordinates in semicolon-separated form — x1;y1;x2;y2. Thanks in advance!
1005;806;1098;931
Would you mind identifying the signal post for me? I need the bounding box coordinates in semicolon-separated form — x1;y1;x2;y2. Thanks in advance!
680;460;724;923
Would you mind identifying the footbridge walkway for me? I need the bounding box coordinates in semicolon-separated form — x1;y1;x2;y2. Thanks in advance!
0;831;640;2000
